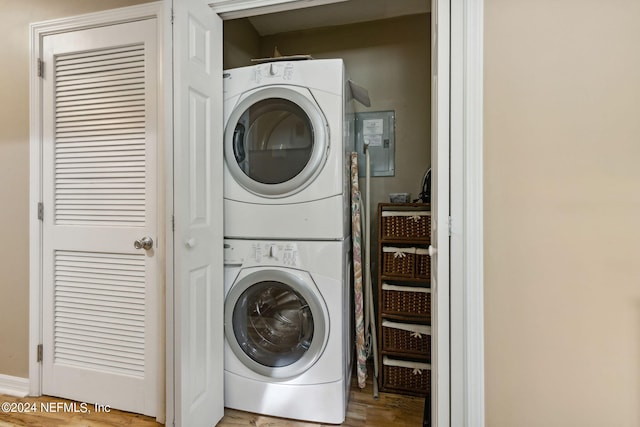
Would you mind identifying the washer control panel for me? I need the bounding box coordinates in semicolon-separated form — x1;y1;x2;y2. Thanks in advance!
224;240;300;267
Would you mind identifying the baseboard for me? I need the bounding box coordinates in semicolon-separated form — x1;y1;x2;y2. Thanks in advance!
0;374;29;397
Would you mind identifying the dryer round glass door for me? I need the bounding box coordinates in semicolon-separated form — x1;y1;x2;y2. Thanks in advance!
224;269;328;379
224;87;328;197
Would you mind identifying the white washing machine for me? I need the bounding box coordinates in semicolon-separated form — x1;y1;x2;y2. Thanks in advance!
223;238;353;424
223;59;354;240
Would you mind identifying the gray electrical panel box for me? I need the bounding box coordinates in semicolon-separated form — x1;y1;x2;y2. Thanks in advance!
355;110;396;177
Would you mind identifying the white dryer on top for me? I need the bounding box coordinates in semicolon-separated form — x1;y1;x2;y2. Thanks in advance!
223;59;354;240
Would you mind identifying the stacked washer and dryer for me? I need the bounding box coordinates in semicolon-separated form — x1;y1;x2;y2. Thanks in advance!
222;59;355;424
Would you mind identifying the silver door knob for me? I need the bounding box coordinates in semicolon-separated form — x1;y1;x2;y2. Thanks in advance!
134;236;153;250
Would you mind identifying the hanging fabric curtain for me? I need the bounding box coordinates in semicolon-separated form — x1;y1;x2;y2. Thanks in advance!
350;152;367;388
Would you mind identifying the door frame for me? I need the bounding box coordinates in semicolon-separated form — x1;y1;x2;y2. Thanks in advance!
208;1;485;426
28;1;166;420
449;1;485;426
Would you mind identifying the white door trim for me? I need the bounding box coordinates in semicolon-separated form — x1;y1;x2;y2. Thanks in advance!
208;0;348;19
450;0;485;426
28;2;165;419
432;0;450;425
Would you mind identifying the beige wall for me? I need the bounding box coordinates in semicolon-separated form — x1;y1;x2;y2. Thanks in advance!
0;0;152;379
485;1;640;426
223;19;260;70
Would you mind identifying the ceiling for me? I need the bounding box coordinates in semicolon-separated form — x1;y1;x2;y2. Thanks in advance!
247;0;430;36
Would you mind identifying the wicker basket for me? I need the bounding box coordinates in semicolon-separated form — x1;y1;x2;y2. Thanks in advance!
415;248;430;279
382;357;431;396
382;247;416;277
381;283;431;317
381;211;431;240
382;321;431;359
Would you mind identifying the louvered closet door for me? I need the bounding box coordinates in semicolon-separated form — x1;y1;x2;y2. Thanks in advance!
41;19;160;416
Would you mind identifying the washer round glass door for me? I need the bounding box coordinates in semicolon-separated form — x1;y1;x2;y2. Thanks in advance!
224;87;328;197
224;269;328;379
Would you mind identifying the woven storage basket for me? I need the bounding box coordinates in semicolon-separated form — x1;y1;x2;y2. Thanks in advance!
381;283;431;317
382;321;431;359
382;247;416;277
382;357;431;396
381;211;431;240
415;248;430;279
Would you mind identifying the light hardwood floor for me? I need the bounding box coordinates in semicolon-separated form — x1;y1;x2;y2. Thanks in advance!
0;373;426;427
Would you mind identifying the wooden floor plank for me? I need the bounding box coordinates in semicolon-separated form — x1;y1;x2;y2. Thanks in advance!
0;372;426;426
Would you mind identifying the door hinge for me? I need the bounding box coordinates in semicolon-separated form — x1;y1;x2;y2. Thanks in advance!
448;215;452;236
170;8;175;24
37;58;44;78
37;344;43;362
37;202;44;221
172;215;175;231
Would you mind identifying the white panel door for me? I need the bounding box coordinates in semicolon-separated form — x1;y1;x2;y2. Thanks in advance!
171;0;224;426
41;18;160;416
431;0;451;426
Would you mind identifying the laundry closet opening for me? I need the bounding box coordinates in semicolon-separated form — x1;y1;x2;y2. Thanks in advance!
221;0;433;421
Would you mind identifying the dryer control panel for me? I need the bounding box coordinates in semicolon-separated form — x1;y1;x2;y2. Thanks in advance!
251;62;295;84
